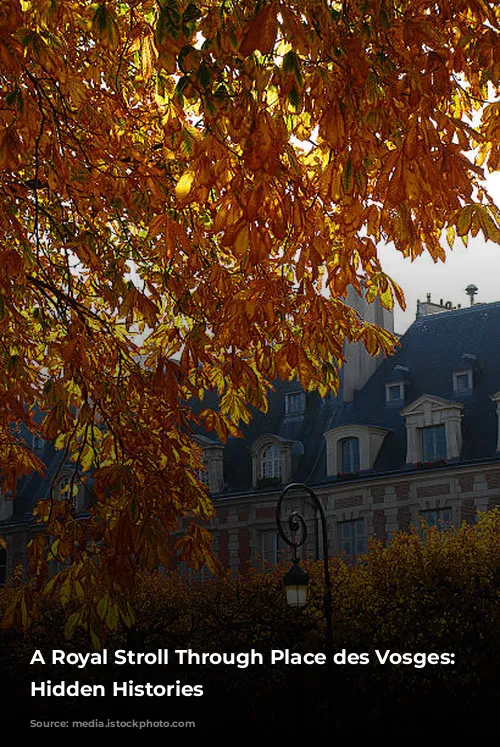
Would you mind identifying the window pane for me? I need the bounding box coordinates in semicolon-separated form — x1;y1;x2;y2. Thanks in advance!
422;425;446;461
341;523;352;539
389;385;401;401
355;538;367;554
440;508;452;524
355;519;364;536
286;392;305;415
456;373;469;391
262;444;280;478
341;438;360;472
339;519;365;557
261;531;283;565
421;508;453;532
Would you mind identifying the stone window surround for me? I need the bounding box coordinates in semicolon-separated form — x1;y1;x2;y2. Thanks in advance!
453;369;473;393
329;505;372;554
385;380;405;403
401;395;464;464
324;424;389;476
409;496;459;532
52;471;82;511
250;434;295;488
192;435;224;494
284;390;306;416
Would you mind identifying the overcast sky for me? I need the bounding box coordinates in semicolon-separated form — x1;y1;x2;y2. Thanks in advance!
377;172;500;335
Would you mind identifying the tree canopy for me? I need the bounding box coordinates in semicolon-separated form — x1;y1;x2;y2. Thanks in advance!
0;0;499;638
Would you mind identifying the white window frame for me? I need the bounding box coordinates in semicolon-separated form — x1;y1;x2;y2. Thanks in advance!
385;381;404;403
453;370;473;393
52;473;81;511
285;391;305;416
251;435;294;487
260;530;282;565
339;437;360;473
420;424;447;462
261;443;281;479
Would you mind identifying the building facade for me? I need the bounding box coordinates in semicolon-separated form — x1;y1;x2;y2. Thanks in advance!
186;297;500;572
2;295;500;581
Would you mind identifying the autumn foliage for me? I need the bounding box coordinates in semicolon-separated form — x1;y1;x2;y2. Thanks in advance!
0;0;500;635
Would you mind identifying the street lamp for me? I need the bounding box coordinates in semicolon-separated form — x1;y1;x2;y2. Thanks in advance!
276;482;335;731
283;559;309;608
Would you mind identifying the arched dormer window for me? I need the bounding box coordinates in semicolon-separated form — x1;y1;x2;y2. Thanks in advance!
52;473;82;511
324;425;389;477
251;435;300;489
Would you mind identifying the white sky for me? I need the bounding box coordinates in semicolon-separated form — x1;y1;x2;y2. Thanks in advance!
378;172;500;335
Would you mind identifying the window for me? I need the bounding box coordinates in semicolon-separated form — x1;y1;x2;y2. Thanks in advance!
385;367;409;404
401;395;463;464
195;466;209;486
421;425;446;462
182;564;211;584
192;436;224;494
387;384;402;402
421;507;453;531
261;444;281;479
454;371;472;393
55;475;70;501
325;425;389;476
340;437;360;473
0;547;6;586
53;474;81;510
251;435;295;487
285;391;305;416
260;531;284;565
339;519;366;557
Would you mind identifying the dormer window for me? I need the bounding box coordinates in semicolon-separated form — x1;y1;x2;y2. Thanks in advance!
324;425;389;476
453;353;476;394
285;391;305;416
192;435;224;494
261;444;281;479
421;425;447;462
52;473;82;511
386;382;404;403
54;475;70;501
340;437;360;473
385;365;410;404
453;370;472;393
401;395;463;464
251;435;298;488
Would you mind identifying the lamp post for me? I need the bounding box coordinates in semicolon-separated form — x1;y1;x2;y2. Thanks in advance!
276;482;335;731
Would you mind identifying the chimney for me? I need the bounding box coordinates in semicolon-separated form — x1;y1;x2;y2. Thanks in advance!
465;284;478;306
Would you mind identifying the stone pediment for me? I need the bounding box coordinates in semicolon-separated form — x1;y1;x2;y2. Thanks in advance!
401;394;464;418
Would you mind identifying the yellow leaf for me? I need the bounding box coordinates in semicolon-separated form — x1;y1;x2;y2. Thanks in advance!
175;171;195;200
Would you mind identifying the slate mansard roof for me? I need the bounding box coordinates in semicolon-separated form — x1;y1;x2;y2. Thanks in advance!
2;300;500;526
341;301;500;473
213;301;500;493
